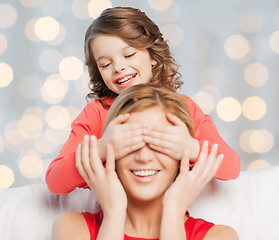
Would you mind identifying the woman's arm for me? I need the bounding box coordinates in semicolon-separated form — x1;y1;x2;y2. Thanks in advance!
75;135;127;240
160;142;223;240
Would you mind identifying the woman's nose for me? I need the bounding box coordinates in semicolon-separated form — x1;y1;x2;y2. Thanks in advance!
135;145;154;163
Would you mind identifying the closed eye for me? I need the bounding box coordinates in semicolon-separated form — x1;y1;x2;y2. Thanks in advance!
100;62;111;69
125;52;136;58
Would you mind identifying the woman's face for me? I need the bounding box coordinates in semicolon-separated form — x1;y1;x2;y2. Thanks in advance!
115;107;179;203
91;34;157;94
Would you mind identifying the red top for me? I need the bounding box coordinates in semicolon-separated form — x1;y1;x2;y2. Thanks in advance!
81;211;214;240
45;96;240;194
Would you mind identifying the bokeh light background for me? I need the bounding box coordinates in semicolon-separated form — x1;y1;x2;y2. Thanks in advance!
0;0;279;189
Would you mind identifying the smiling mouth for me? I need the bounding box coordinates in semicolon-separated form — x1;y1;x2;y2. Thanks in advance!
131;170;159;177
116;74;136;85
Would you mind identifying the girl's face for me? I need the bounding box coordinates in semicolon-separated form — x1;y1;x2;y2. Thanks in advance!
115;107;179;203
91;34;157;94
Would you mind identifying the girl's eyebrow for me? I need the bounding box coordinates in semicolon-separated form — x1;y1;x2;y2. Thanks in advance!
96;46;134;62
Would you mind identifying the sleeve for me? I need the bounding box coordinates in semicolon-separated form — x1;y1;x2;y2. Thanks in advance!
45;101;105;194
184;96;241;180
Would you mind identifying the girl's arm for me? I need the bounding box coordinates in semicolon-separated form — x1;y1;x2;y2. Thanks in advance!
185;96;240;180
45;101;106;194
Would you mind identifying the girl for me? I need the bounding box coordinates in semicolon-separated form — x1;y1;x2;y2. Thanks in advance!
51;84;238;240
45;7;240;194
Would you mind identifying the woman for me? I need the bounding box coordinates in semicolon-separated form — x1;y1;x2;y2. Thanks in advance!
52;84;238;240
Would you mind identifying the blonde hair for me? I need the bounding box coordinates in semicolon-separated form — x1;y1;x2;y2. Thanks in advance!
104;83;194;137
84;7;183;107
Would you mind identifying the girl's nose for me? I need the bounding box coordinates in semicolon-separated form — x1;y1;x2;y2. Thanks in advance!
113;59;126;73
135;145;154;163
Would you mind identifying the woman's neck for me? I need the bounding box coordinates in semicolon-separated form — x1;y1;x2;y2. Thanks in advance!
124;198;163;239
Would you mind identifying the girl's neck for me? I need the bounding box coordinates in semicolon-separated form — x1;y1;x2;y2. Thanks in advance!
124;198;163;239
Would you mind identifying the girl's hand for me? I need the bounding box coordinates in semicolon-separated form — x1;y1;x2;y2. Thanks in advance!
75;135;127;214
98;114;145;161
162;141;223;218
143;113;200;161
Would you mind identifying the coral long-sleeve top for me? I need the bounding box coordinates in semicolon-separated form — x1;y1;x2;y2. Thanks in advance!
45;96;240;194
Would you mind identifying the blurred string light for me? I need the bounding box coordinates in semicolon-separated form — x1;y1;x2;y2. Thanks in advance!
269;30;279;54
155;2;179;23
224;34;250;60
247;159;271;170
0;136;4;155
0;165;14;189
216;98;242;122
0;33;7;55
20;0;44;8
45;105;70;130
0;4;17;28
0;62;14;88
161;24;183;47
244;63;268;87
239;129;274;153
72;0;91;20
238;12;263;34
59;57;84;81
18;150;44;179
148;0;173;11
41;73;69;104
34;17;60;41
88;0;112;19
242;96;266;121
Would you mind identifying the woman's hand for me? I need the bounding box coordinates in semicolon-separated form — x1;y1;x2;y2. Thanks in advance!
98;114;145;161
143;113;200;161
75;135;127;214
162;141;223;218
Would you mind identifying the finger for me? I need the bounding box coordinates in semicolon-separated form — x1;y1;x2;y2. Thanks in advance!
80;135;92;176
143;125;172;137
166;113;186;127
89;135;104;172
75;143;89;180
110;113;130;126
179;148;190;175
211;153;224;176
147;143;172;156
105;144;115;174
143;135;172;149
192;141;208;173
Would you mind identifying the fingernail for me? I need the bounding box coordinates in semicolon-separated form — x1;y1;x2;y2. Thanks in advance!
84;135;88;140
219;154;224;160
213;143;218;149
204;141;208;147
77;144;81;148
90;135;95;141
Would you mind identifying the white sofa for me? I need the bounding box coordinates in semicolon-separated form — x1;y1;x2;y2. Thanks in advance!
1;166;279;240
